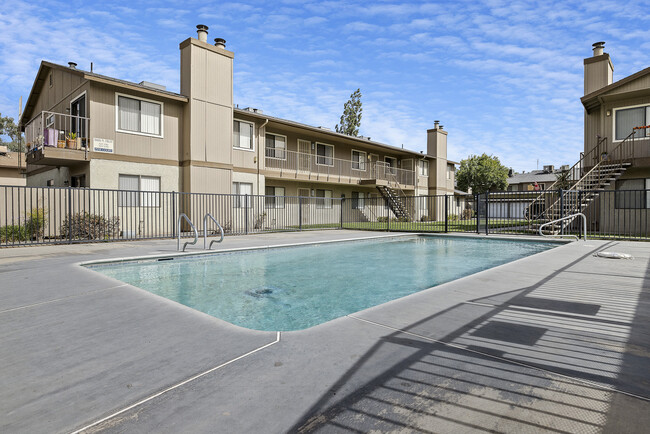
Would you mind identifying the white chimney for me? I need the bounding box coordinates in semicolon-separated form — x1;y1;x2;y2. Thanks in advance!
196;24;208;43
214;38;226;49
592;41;605;56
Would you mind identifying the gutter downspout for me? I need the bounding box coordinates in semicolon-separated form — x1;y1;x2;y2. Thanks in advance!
258;118;268;195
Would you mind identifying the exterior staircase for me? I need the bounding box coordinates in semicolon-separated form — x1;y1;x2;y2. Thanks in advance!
527;132;636;235
377;185;412;221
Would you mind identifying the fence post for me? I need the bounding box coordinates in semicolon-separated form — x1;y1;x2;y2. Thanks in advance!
172;192;176;238
485;191;489;235
339;198;343;229
578;190;582;239
475;194;480;234
444;194;448;233
559;189;564;235
386;195;390;232
298;196;302;231
67;187;72;244
245;194;249;235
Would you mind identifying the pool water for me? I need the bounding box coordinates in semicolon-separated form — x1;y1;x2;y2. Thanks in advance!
90;236;556;331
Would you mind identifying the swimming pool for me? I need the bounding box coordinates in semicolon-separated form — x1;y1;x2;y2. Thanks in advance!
89;235;557;331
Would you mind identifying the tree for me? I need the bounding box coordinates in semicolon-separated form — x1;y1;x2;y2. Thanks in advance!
555;168;572;190
456;153;509;194
0;114;23;152
335;88;362;136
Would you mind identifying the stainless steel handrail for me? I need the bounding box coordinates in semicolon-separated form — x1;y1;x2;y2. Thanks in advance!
177;213;198;251
203;213;224;249
538;213;587;241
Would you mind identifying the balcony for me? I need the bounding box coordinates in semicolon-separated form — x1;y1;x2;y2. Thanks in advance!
24;111;90;166
264;148;415;188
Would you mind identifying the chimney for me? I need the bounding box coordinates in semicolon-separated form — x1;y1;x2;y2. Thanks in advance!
196;24;208;43
434;120;439;129
214;38;226;49
584;41;613;95
68;62;77;69
592;41;605;56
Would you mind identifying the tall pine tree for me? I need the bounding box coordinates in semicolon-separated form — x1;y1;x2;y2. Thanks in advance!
335;89;362;136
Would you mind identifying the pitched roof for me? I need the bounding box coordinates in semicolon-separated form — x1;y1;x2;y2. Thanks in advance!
581;65;650;112
507;170;557;184
20;61;187;125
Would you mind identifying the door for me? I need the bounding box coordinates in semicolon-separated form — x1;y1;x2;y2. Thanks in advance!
298;188;310;225
70;94;86;147
298;140;311;173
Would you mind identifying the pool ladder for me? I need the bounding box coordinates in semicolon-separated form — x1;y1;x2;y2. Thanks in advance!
176;213;224;252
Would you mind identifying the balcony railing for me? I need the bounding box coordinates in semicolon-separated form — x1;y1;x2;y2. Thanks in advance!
24;111;90;153
265;148;415;187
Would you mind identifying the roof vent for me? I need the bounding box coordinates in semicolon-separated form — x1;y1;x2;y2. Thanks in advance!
592;41;605;56
214;38;226;49
434;120;440;129
139;81;167;91
318;126;331;131
196;24;208;43
243;107;262;113
68;62;77;69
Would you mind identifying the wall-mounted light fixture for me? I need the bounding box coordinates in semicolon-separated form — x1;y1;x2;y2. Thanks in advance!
606;110;611;117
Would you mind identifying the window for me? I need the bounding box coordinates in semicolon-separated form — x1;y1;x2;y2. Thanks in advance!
316;143;334;166
117;95;162;136
233;120;254;150
315;189;333;208
615;105;650;140
351;191;365;209
446;165;453;179
351;150;366;171
615;178;650;209
418;160;429;177
118;174;160;207
265;133;286;159
265;186;285;209
232;182;253;208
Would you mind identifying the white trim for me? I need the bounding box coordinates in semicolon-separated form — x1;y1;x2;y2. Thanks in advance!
115;92;165;139
612;103;650;142
233;118;256;152
351;149;367;171
265;132;287;160
315;142;334;167
418;159;429;177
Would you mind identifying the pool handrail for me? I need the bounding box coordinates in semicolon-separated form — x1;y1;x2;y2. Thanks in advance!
538;213;587;241
203;213;224;250
177;213;198;251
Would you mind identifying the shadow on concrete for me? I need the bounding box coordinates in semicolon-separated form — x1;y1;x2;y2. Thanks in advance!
290;241;650;432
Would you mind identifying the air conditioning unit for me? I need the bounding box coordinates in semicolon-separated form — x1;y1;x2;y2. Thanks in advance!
560;165;570;171
543;165;554;173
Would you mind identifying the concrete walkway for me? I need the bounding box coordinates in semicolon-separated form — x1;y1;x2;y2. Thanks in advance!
0;231;648;433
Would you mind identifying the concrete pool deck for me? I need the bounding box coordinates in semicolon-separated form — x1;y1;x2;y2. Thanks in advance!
0;230;648;433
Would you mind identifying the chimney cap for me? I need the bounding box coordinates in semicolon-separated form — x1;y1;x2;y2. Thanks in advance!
214;38;226;48
592;41;605;48
196;24;209;31
68;62;77;69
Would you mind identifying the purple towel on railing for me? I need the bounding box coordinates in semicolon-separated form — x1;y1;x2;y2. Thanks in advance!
44;128;58;146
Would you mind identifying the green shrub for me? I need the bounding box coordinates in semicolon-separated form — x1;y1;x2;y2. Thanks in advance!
420;215;430;222
377;216;389;222
60;212;120;240
25;208;47;240
448;214;459;221
0;225;27;242
461;208;473;220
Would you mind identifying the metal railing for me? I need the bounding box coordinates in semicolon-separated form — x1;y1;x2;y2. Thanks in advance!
539;213;587;241
265;148;415;186
203;213;224;249
24;111;91;154
177;213;197;251
1;185;648;247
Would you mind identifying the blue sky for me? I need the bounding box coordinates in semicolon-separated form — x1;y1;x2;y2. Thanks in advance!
1;0;649;171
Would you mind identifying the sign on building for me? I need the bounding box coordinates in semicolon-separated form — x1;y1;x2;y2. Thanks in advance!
93;138;114;153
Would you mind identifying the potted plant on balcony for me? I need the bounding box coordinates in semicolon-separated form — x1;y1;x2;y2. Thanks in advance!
66;132;77;149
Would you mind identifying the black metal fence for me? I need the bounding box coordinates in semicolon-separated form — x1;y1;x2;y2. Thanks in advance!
1;185;648;247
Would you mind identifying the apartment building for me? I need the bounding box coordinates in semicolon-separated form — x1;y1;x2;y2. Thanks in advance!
0;146;26;186
18;26;457;221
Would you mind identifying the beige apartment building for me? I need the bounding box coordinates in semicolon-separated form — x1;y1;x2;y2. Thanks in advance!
18;25;457;225
579;42;650;232
0;146;26;186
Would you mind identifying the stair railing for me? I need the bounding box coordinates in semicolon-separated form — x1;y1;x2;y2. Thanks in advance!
203;213;224;250
539;213;587;241
177;213;198;252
